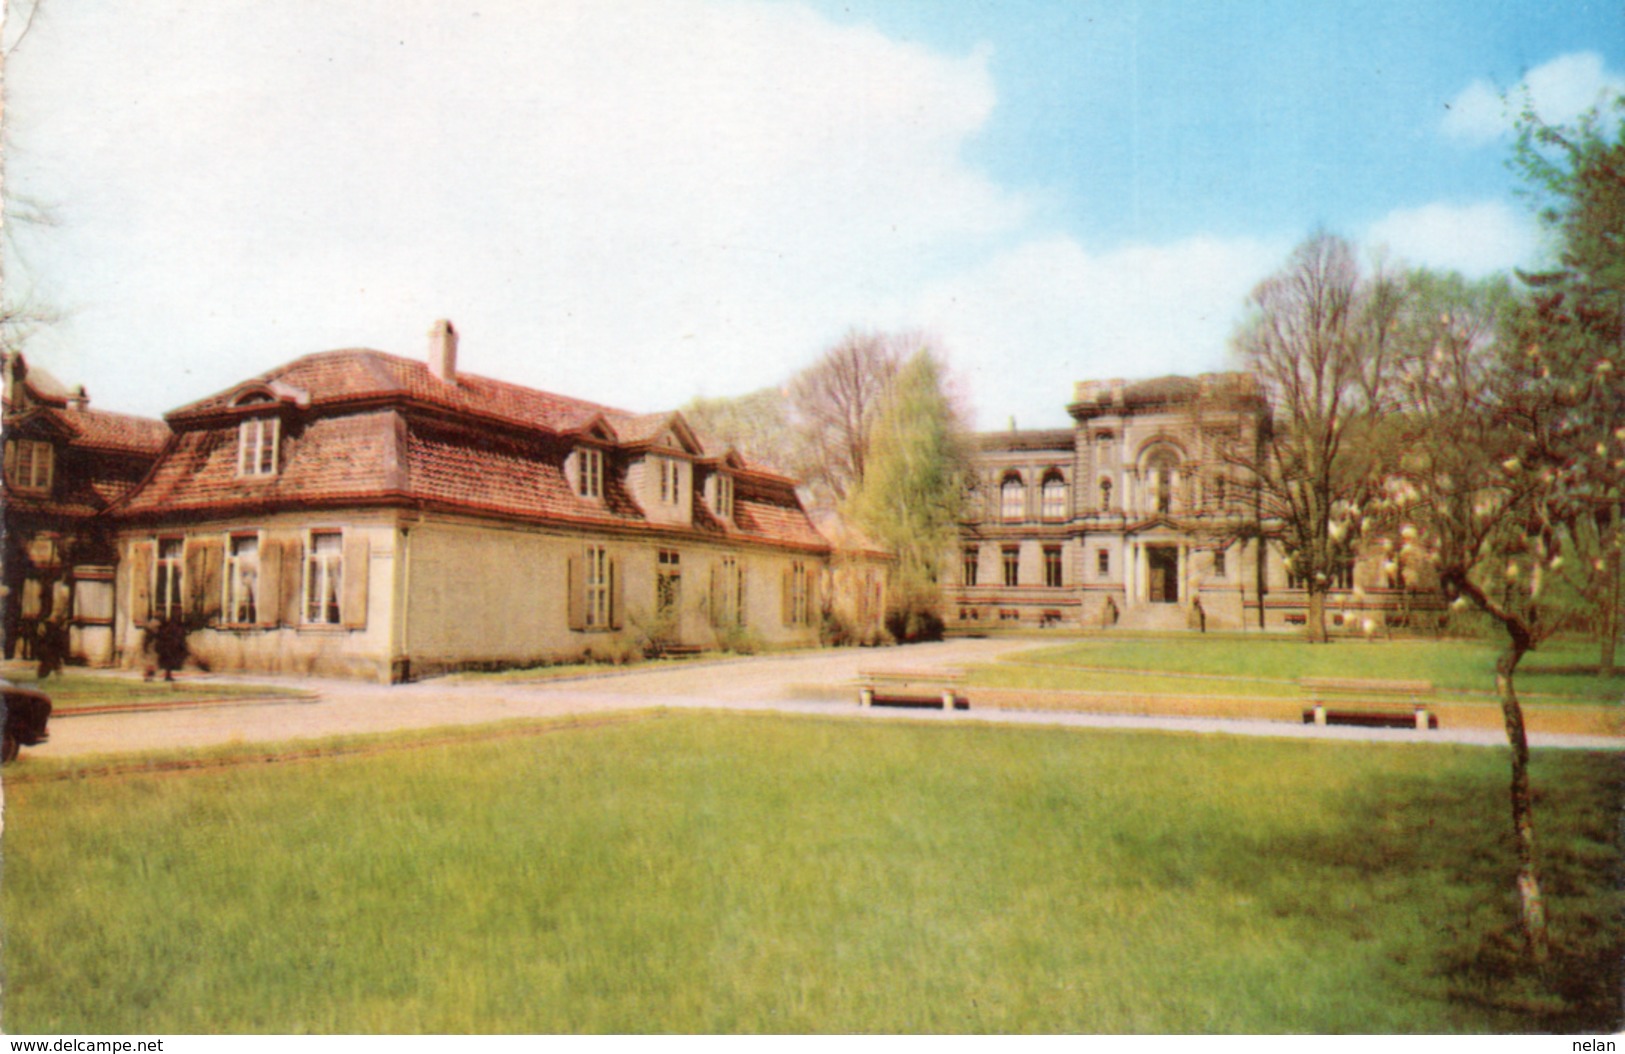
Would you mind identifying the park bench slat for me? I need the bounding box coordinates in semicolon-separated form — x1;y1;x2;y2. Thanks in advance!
858;668;966;683
857;669;969;710
1299;677;1436;730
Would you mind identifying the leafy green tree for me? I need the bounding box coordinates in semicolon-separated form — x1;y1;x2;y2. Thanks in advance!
1510;94;1625;675
843;347;971;641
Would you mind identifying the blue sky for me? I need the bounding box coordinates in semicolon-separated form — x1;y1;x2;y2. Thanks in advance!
4;1;1622;430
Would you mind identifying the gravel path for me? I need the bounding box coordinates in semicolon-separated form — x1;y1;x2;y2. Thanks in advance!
21;638;1622;762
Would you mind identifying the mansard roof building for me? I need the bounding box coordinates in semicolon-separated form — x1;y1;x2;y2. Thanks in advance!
2;353;171;665
5;322;869;681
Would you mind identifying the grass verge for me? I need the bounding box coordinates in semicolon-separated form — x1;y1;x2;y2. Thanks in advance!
3;711;1619;1033
4;671;309;712
967;637;1625;704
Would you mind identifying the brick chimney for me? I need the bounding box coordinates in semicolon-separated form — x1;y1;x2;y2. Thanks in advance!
66;385;89;411
428;319;458;382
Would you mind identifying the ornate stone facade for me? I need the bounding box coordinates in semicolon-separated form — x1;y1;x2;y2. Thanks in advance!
950;374;1440;633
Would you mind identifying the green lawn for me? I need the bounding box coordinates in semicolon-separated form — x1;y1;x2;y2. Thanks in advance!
970;636;1625;703
3;671;306;711
3;712;1619;1033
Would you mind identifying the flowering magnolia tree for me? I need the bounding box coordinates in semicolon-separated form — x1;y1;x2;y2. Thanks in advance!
1371;267;1568;962
1369;94;1624;958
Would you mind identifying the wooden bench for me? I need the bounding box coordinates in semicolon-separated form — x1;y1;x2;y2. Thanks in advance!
649;642;704;659
1300;677;1437;730
857;668;968;711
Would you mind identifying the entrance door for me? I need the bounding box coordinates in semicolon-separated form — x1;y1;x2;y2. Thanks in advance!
1148;547;1178;604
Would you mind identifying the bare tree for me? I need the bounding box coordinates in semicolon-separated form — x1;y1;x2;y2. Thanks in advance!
680;387;792;473
1227;232;1402;641
785;329;904;511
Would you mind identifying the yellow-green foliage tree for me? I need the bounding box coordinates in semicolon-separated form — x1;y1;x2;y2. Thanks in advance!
844;347;971;642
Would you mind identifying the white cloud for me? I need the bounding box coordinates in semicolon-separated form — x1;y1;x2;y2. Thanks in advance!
1364;201;1540;276
1443;51;1624;143
5;0;1026;418
875;234;1290;431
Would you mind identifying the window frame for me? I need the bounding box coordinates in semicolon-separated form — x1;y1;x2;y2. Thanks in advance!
584;543;611;628
237;418;280;477
1000;475;1026;523
1002;546;1020;588
223;533;261;625
304;531;345;625
1041;475;1067;521
8;438;55;494
577;446;604;500
788;560;811;626
656;549;681;620
715;474;734;521
961;546;979;587
656;457;683;506
1043;545;1064;588
154;536;185;620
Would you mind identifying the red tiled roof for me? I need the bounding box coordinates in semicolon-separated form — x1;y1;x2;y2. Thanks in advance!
120;406;828;552
399;416;647;523
171;349;627;436
59;406;171;455
120;411;404;516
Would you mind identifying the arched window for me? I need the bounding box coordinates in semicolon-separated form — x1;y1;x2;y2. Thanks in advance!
1000;474;1026;523
1041;471;1067;521
1145;449;1181;514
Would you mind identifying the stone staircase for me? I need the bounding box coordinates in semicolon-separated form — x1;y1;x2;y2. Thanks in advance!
1115;603;1190;632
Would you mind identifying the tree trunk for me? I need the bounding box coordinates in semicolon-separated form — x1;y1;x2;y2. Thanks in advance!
1305;586;1329;643
1495;643;1551;965
1601;541;1620;678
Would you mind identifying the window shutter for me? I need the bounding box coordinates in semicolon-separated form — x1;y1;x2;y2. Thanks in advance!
567;554;585;630
609;554;623;630
258;535;283;627
281;538;304;625
129;541;153;623
737;566;748;627
781;567;793;626
186;538;225;621
708;564;720;628
807;566;821;622
342;534;369;629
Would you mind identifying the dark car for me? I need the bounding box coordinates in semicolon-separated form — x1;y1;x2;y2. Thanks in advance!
2;679;52;763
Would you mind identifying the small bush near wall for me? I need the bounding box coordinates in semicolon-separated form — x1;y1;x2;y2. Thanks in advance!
886;608;944;644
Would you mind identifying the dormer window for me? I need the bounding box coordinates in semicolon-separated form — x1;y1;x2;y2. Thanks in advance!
715;474;734;521
656;456;682;506
576;447;603;499
238;417;280;476
5;438;54;494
